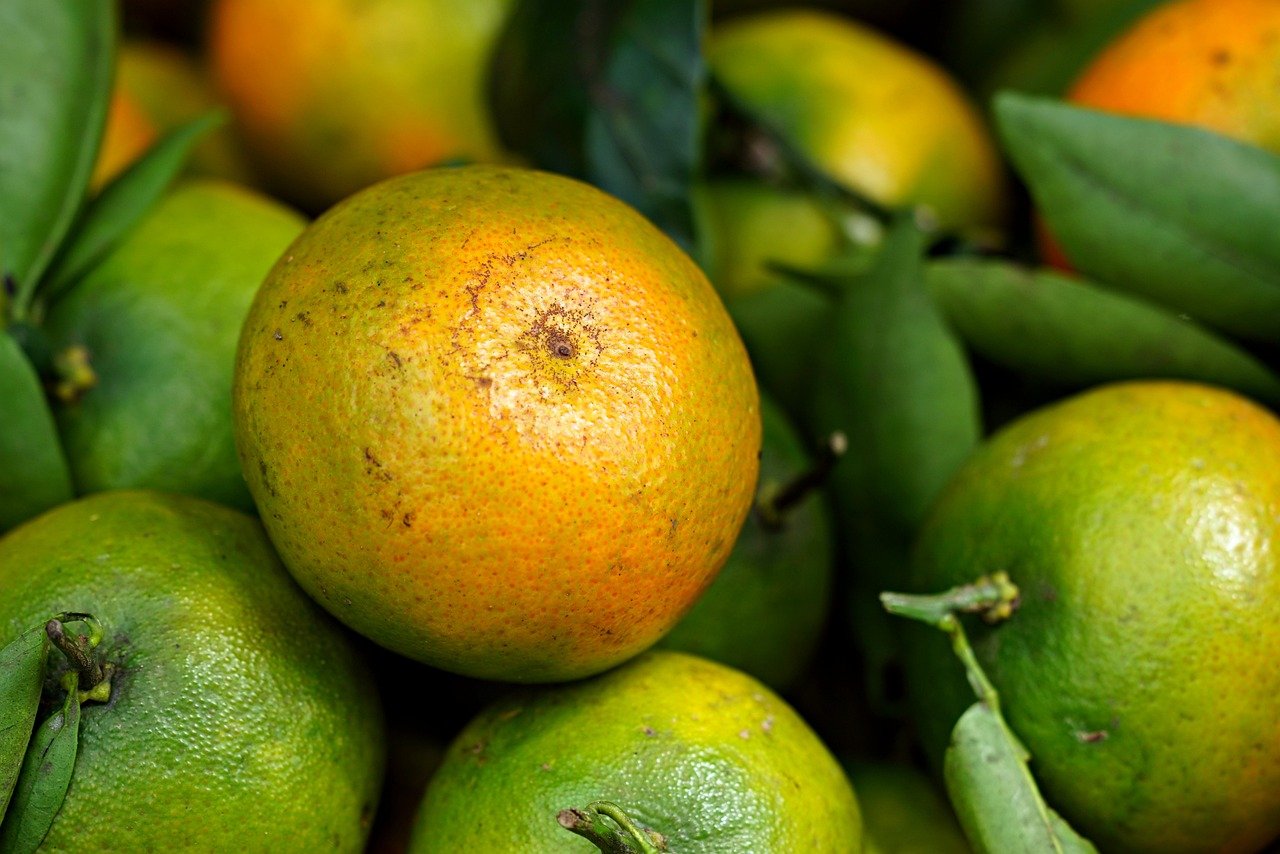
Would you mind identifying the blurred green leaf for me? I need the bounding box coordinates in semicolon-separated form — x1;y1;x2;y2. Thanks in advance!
43;112;225;301
995;93;1280;343
0;331;73;532
806;216;982;539
0;627;48;826
489;0;705;253
0;677;80;854
0;0;115;315
927;258;1280;406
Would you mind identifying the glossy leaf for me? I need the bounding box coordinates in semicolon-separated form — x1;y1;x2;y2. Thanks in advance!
43;112;225;300
927;258;1280;406
0;331;73;532
995;93;1280;342
0;627;48;826
0;0;114;309
807;217;981;540
946;703;1098;854
488;0;704;252
0;677;80;854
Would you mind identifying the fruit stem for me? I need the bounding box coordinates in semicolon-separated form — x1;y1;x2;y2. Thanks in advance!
50;345;97;404
757;431;848;530
557;801;668;853
880;573;1020;711
45;613;108;696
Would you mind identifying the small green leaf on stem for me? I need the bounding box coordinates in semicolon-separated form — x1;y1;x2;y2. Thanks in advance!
0;627;50;825
42;111;226;301
0;330;74;533
0;672;81;854
0;0;116;319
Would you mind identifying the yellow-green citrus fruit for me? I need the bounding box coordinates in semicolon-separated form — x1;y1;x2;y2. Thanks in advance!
845;761;970;854
234;165;761;682
208;0;514;210
46;180;305;511
409;650;863;851
0;490;385;850
903;381;1280;853
708;9;1006;236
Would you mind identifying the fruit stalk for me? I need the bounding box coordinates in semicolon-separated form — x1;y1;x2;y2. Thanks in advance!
556;801;668;853
756;430;847;530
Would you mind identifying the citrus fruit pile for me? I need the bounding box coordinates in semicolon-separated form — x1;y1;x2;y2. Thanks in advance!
2;0;1279;851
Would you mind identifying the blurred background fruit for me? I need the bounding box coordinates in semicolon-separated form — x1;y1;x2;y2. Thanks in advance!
233;165;761;682
903;381;1280;853
845;761;970;854
409;651;863;851
116;38;255;182
45;179;304;511
0;490;385;851
207;0;515;211
708;9;1006;244
1038;0;1280;267
90;88;156;191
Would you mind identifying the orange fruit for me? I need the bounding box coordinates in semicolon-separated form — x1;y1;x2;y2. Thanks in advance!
408;650;863;851
1069;0;1280;147
708;10;1006;239
90;88;156;191
902;381;1280;853
233;165;761;683
207;0;513;210
1042;0;1280;267
0;490;385;850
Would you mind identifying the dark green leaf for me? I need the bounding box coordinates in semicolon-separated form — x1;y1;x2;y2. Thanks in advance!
0;330;73;532
807;217;982;540
927;258;1280;406
0;0;115;309
488;0;705;252
43;112;226;300
0;678;80;854
945;703;1098;854
0;627;48;826
995;93;1280;342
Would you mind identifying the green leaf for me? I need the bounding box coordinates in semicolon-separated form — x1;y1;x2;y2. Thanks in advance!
0;330;73;532
0;627;49;826
806;216;982;540
994;92;1280;342
945;703;1098;854
42;112;225;300
0;675;80;854
488;0;705;252
926;258;1280;406
0;0;115;313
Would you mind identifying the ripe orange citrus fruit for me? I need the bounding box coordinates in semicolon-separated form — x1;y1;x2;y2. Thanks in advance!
233;165;761;683
207;0;514;210
903;381;1280;853
408;650;863;851
0;490;385;850
1042;0;1280;267
1068;0;1280;146
708;10;1006;240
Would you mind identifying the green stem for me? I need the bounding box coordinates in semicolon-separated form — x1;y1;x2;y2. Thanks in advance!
881;572;1023;736
45;613;107;695
556;801;667;853
757;431;848;530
